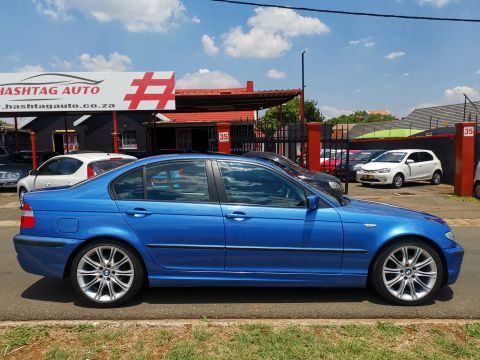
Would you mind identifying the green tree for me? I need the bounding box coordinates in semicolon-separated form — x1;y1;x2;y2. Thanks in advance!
261;97;325;133
326;111;396;124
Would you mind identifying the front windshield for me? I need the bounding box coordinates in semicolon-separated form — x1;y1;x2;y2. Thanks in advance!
351;152;374;162
373;152;407;163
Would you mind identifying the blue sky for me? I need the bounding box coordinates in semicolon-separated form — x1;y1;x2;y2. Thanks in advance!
1;0;479;118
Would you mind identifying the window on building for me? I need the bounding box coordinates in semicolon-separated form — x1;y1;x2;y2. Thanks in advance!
121;131;137;150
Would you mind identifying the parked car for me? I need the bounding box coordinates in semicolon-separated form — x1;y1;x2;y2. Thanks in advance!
473;162;480;198
17;152;136;206
319;150;361;174
15;154;463;307
243;151;343;197
356;149;443;188
335;150;386;180
0;151;58;189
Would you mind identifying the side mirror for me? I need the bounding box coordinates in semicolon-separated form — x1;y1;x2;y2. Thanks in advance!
29;169;37;176
406;159;414;164
307;195;320;211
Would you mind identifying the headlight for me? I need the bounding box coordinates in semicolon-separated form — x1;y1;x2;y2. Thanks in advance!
329;181;341;189
6;171;21;179
373;168;390;174
445;231;454;241
353;163;363;170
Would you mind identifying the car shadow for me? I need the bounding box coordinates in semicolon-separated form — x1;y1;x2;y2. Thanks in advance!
21;277;454;308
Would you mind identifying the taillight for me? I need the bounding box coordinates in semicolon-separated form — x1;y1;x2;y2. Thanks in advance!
20;201;35;228
87;165;96;178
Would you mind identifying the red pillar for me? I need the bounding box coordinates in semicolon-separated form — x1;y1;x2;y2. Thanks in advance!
113;111;119;154
454;122;475;196
307;122;322;171
278;104;283;155
30;132;37;170
217;122;231;154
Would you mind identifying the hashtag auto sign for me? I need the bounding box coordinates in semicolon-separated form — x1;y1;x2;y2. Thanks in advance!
0;71;175;113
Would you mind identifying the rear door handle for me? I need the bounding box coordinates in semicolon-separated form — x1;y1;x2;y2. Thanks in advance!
225;212;251;221
125;208;153;218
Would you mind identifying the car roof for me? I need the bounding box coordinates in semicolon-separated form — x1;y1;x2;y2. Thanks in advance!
49;153;137;161
383;149;433;153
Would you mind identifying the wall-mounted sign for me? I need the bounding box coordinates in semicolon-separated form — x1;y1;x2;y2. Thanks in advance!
464;126;474;137
218;131;230;143
0;71;175;113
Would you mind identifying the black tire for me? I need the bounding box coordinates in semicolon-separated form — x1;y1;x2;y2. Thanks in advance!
18;187;27;208
361;183;370;187
475;181;480;198
71;240;144;308
392;173;404;189
370;239;444;306
431;171;442;185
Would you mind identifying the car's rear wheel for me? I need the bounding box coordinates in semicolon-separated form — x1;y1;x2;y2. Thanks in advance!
431;171;442;185
392;173;404;189
18;187;27;208
474;181;480;198
71;241;144;307
370;239;443;305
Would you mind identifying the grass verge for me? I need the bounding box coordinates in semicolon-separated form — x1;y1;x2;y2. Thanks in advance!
0;321;478;359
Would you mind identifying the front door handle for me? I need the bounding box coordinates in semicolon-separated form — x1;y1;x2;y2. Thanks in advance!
125;208;153;218
225;212;251;221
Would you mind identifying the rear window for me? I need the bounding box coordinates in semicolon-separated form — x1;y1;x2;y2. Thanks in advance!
91;159;135;175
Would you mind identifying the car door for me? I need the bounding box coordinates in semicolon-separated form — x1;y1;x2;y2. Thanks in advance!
405;152;422;180
33;158;61;189
113;160;225;271
214;160;344;275
419;152;435;179
49;157;83;187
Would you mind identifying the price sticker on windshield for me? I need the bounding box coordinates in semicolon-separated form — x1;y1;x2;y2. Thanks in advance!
464;126;474;137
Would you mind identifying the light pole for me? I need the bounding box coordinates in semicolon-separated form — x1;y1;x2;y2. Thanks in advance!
300;50;306;165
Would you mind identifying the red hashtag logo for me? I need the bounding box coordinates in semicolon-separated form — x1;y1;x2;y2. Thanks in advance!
124;72;175;110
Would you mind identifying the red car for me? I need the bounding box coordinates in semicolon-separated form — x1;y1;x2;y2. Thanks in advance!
319;150;361;174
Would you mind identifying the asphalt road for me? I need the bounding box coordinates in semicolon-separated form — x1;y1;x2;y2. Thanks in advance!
0;224;478;321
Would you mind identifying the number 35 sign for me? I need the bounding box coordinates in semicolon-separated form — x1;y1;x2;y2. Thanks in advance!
218;131;230;143
464;126;474;137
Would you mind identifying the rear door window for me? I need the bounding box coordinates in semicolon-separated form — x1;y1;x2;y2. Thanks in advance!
112;168;144;200
420;152;434;162
57;158;82;175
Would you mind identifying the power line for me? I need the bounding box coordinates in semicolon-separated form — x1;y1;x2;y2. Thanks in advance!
210;0;480;23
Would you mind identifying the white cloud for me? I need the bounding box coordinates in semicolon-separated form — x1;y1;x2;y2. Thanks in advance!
50;56;72;70
475;70;480;75
16;64;45;72
267;68;286;79
221;7;329;59
177;69;240;89
416;0;454;7
78;52;132;71
403;72;410;77
201;35;219;57
385;51;406;60
320;105;353;119
33;0;187;32
191;16;200;24
444;86;479;101
349;38;376;48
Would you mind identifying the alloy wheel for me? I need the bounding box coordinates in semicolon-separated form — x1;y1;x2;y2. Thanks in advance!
382;246;437;302
76;245;134;303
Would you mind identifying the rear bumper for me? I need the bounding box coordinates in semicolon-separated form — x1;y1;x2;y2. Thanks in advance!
14;234;81;279
443;243;464;285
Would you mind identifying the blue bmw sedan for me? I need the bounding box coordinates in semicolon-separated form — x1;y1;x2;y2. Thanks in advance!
14;154;464;307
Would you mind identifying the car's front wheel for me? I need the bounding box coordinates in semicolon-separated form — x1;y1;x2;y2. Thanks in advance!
71;241;144;307
392;173;404;189
370;239;443;305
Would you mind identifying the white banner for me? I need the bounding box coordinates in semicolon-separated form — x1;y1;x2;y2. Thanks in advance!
0;71;175;113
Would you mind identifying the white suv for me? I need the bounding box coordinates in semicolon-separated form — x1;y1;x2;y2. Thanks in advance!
17;152;136;206
356;149;442;188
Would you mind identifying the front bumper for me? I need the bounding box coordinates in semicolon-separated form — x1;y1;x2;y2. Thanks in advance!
443;243;464;285
356;171;393;185
14;234;81;279
0;180;19;188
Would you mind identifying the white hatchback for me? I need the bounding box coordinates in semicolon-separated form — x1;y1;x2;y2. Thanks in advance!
17;152;136;206
356;149;443;188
